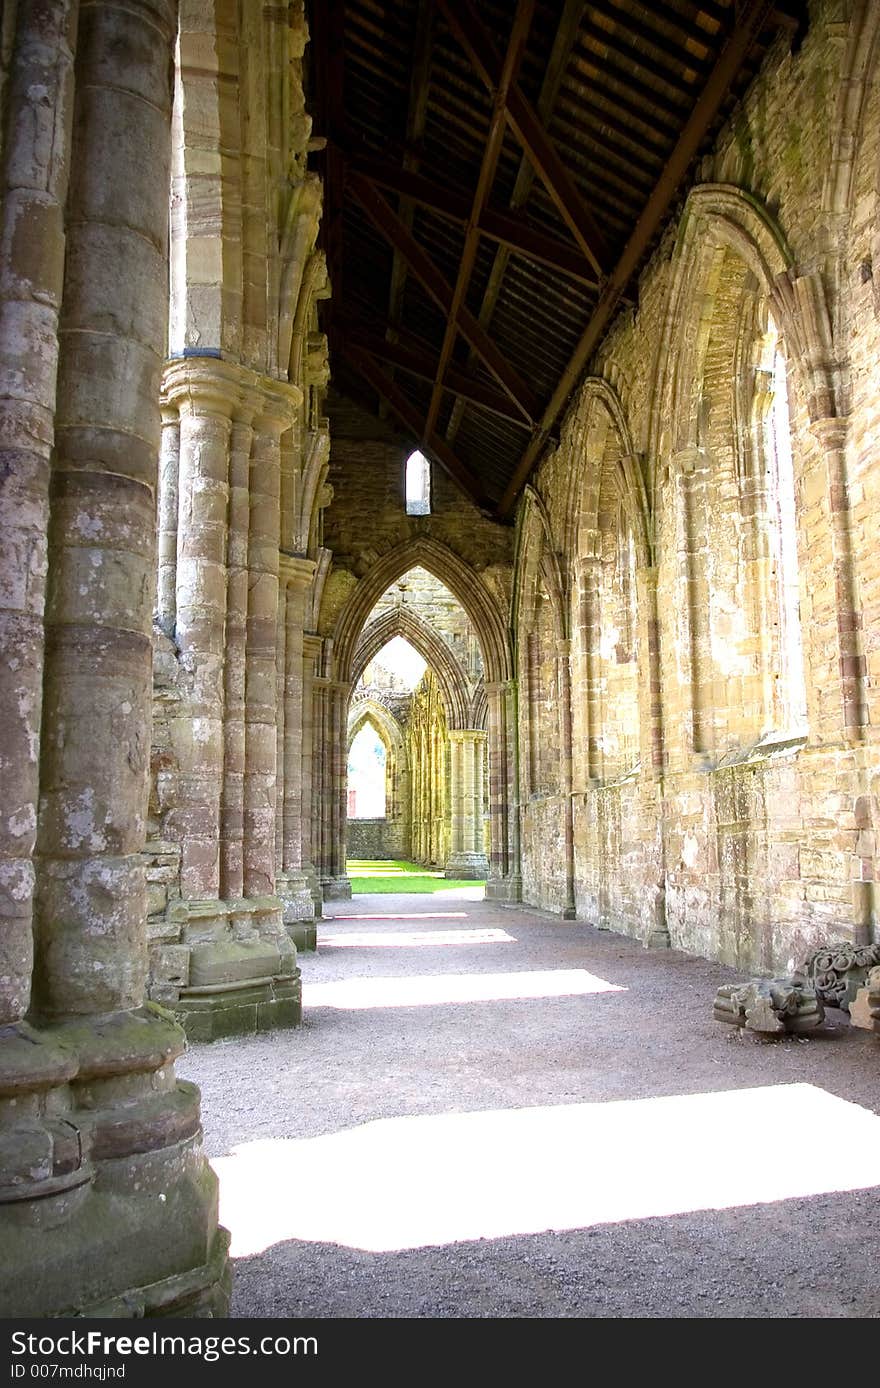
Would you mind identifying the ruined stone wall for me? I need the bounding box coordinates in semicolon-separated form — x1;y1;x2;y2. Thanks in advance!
516;1;880;972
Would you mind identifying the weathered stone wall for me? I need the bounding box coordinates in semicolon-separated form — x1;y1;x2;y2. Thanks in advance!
347;818;407;859
514;1;880;972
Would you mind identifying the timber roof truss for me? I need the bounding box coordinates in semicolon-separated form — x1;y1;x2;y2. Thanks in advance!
309;0;807;519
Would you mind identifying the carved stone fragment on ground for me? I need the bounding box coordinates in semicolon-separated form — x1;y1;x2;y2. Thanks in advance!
713;978;825;1036
799;942;880;1012
849;966;880;1036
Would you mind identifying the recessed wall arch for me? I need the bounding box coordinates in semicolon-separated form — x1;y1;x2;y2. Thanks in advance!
560;378;650;569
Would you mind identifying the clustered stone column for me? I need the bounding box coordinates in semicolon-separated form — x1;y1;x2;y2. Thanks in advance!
574;553;602;782
445;729;489;879
301;632;324;912
276;556;318;947
637;564;671;949
151;364;303;1040
484;679;522;902
315;678;352;899
678;448;712;761
1;0;228;1317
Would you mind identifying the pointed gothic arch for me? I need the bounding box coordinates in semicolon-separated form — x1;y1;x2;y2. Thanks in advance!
352;608;472;730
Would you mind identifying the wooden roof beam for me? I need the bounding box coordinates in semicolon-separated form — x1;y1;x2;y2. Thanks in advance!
347;155;600;287
381;0;433;419
341;318;532;428
499;0;780;517
348;169;539;423
436;0;610;278
425;0;535;441
446;0;584;451
343;343;494;512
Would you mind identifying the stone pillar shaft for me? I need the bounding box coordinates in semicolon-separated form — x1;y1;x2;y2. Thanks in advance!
446;729;488;878
166;368;237;901
575;556;601;782
0;0;78;1026
35;0;177;1017
557;638;576;919
155;403;179;635
243;395;298;897
220;412;256;899
812;417;867;739
680;452;711;760
301;632;322;910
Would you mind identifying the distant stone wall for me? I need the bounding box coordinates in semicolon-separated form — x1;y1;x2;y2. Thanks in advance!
346;819;407;860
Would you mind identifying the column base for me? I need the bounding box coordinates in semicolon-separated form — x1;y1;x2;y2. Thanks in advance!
0;1014;229;1318
149;896;301;1040
445;853;489;880
174;975;302;1043
321;875;352;900
277;872;317;951
485;874;522;903
304;863;324;918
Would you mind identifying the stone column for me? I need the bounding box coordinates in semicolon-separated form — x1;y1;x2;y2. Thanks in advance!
277;555;318;947
3;0;229;1317
637;564;671;949
811;417;871;945
219;405;259;900
163;358;243;903
0;0;77;1032
302;632;323;912
557;638;577;919
321;680;352;899
243;389;299;897
155;400;180;636
810;418;867;741
484;679;522;902
446;730;489;879
574;554;602;782
679;449;712;763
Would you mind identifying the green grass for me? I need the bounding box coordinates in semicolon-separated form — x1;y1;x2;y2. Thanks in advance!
346;859;485;895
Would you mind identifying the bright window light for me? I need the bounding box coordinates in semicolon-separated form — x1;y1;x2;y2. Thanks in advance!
405;449;431;515
213;1085;880;1256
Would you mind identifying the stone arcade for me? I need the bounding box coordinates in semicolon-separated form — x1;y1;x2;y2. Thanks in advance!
2;0;880;1318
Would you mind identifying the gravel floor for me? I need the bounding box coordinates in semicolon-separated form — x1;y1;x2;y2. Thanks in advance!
178;893;880;1318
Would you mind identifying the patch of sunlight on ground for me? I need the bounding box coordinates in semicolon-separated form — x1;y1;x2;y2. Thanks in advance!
326;911;469;921
214;1085;880;1255
303;967;624;1011
320;928;516;949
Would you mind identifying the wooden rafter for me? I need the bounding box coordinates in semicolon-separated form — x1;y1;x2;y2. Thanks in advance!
348;170;539;422
346;155;599;287
498;0;779;516
344;343;494;512
436;0;610;277
424;0;535;441
447;0;584;449
381;0;433;418
342;317;531;428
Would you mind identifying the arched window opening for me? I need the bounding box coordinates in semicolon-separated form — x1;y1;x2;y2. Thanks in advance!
405;449;431;515
347;723;387;819
764;320;808;734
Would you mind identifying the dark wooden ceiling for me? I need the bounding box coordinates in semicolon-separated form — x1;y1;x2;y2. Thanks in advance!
307;0;807;520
